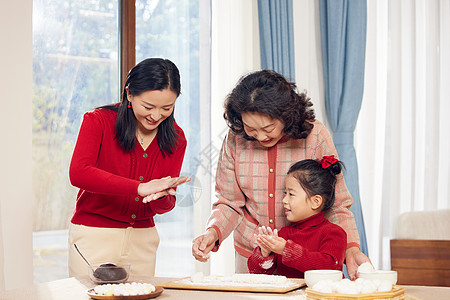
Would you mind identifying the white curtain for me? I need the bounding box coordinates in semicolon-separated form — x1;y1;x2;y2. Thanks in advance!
292;0;328;128
356;0;450;269
209;0;261;275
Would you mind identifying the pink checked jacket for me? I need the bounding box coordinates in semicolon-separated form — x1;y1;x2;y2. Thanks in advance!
206;119;360;257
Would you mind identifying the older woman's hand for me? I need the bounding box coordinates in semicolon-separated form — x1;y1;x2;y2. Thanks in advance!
192;228;219;262
346;247;371;280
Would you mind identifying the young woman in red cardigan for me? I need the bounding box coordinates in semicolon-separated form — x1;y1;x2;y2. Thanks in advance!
192;70;370;279
247;157;347;277
68;58;190;277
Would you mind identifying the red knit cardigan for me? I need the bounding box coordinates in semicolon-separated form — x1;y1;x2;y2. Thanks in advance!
69;107;187;228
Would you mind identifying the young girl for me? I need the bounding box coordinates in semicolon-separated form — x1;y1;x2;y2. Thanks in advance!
247;156;347;278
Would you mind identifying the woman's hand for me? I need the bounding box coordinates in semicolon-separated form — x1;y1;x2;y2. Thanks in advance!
142;188;176;203
346;247;371;280
139;176;191;203
192;228;219;262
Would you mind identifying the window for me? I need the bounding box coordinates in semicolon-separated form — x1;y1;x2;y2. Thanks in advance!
32;0;119;282
135;0;204;276
32;0;209;282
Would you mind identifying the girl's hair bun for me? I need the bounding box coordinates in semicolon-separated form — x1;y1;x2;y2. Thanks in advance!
328;162;342;176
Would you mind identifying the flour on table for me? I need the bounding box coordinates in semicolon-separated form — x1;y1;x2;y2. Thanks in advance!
185;272;296;288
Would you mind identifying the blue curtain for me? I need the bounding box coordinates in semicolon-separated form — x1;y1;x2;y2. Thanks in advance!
257;0;295;81
319;0;369;258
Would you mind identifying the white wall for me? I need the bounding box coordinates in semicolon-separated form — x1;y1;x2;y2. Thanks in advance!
0;0;34;290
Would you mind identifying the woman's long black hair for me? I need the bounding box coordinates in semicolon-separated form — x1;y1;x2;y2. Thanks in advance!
99;58;181;156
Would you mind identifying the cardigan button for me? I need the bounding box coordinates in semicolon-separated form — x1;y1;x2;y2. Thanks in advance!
269;193;273;198
139;176;144;181
143;153;148;158
269;168;274;173
135;197;139;201
131;214;136;219
269;219;273;224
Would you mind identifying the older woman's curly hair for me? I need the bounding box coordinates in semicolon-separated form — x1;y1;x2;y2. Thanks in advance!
223;70;315;140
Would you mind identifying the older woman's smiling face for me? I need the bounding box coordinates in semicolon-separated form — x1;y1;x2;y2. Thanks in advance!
241;112;284;147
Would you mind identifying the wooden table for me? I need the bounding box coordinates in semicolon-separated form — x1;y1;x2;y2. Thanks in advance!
1;276;449;300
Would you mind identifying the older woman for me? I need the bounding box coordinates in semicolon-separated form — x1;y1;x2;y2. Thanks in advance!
192;70;369;279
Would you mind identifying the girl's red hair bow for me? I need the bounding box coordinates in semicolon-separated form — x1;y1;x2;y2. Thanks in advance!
318;155;338;169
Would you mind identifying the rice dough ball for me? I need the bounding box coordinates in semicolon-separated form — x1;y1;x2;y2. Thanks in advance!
190;272;204;283
360;280;377;294
377;280;393;292
357;262;375;273
312;280;333;293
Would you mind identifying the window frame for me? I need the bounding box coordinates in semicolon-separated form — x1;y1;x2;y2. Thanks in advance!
119;0;136;89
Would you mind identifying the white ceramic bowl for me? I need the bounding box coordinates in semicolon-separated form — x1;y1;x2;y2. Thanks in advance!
358;270;398;285
304;270;343;287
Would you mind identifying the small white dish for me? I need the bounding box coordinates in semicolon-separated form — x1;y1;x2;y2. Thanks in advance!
304;269;342;287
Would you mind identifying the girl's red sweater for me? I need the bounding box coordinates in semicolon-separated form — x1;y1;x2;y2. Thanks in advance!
247;212;347;278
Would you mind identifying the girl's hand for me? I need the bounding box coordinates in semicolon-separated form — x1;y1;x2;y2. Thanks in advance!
257;235;286;255
254;234;271;257
254;226;279;257
258;226;278;237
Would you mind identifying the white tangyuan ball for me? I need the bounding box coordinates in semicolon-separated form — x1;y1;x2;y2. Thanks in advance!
312;280;333;294
341;278;353;285
355;278;366;284
337;284;358;294
354;278;366;293
357;262;375;273
377;280;393;292
336;280;358;294
330;280;340;292
360;280;377;294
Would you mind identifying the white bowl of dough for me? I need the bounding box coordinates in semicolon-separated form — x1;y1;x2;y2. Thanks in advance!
304;270;342;287
356;262;397;285
358;270;398;285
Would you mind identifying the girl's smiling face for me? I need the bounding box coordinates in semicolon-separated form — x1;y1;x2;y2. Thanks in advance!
127;88;177;133
241;112;284;147
282;174;321;223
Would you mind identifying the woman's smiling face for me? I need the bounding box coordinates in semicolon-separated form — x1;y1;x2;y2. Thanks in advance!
241;112;284;147
127;88;177;133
